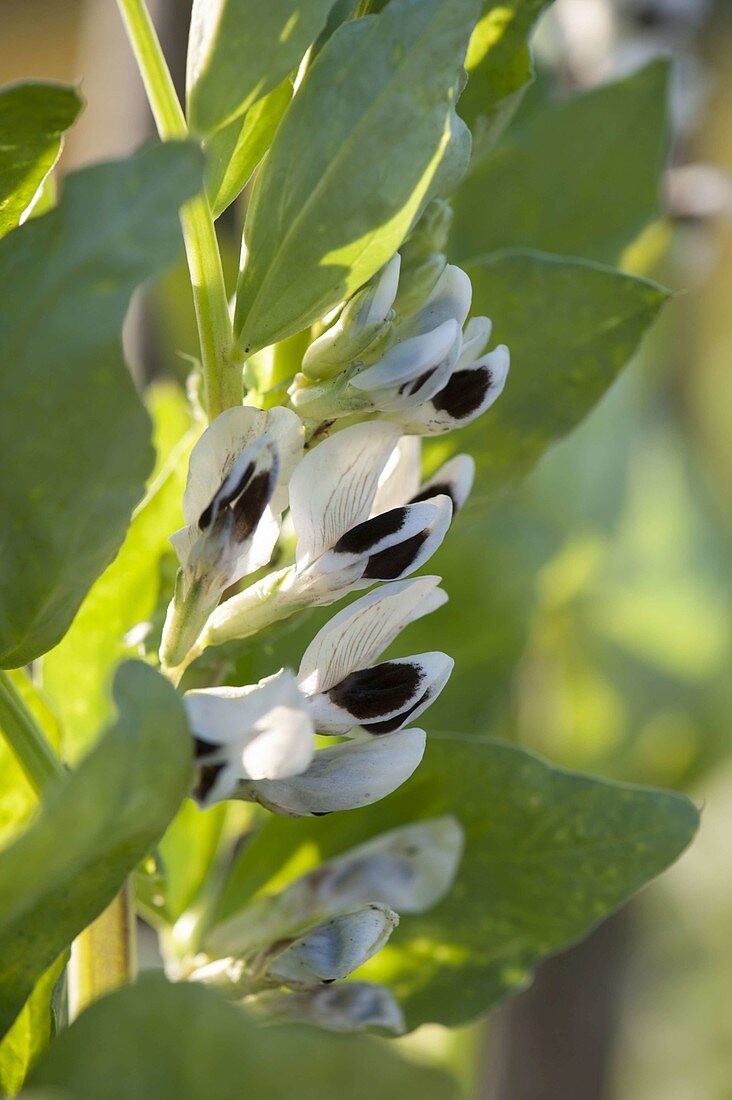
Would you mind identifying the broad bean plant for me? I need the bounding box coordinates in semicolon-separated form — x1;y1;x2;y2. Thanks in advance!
0;0;699;1095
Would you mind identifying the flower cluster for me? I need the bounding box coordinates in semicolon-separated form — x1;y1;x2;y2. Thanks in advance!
184;817;463;1033
159;200;509;1029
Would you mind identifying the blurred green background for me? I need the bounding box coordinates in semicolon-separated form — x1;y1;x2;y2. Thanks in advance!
3;1;731;1096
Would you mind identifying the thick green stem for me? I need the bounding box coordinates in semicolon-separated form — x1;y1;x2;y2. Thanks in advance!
116;0;242;419
0;670;64;795
68;883;137;1021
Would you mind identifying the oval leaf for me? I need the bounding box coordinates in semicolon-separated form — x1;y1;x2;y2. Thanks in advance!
187;0;333;135
0;661;192;1038
235;0;480;355
0;81;82;239
213;736;698;1030
0;142;202;668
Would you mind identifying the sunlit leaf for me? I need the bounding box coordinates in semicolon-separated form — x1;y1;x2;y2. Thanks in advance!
459;0;550;154
187;0;333;135
0;957;66;1096
0;82;82;239
235;0;480;355
205;78;292;219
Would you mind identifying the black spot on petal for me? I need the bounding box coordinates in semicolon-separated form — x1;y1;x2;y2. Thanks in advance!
231;468;274;542
409;481;457;509
329;661;423;720
198;461;255;530
334;507;408;555
432;366;491;420
398;367;436;397
193;762;225;803
363;530;428;579
193;736;219;760
362;689;430;734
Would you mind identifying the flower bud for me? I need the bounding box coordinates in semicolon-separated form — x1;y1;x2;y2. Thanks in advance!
248;982;405;1034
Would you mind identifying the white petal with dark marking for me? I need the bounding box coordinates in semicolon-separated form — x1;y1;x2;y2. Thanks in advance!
289;422;401;570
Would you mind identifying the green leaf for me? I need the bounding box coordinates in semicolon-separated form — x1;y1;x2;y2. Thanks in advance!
27;974;459;1100
0;662;191;1039
0;956;66;1096
0;142;202;669
42;384;194;762
235;0;480;355
205;78;292;219
213;736;698;1029
451;62;670;266
459;0;550;154
0;82;82;239
442;249;669;494
187;0;334;135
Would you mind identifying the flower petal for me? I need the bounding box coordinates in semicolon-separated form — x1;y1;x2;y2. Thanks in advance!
371;436;422;514
238;728;426;816
410;454;475;513
290;422;401;569
248;982;406;1034
350;319;459;392
297;576;446;693
309;651;453;735
182;406;269;526
262;904;398;990
399;344;510;436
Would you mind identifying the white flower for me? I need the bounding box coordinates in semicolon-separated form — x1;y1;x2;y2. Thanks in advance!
247;982;406;1034
204;422;453;647
208;816;464;959
298;577;453;735
171;405;303;593
236;727;426;817
161;405;303;668
290;252;509;436
185;669;315;806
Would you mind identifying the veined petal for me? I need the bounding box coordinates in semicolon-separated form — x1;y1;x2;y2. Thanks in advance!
410;454;475;513
290;422;401;569
297;576;446;693
238;728;426;816
308;652;453;735
261;904;398;990
248;982;405;1034
399;344;510;436
350;319;459;393
371;437;422;515
183;406;266;526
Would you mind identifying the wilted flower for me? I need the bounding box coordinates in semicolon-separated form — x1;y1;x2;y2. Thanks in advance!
191;817;464;1034
161;406;303;668
209;816;464;958
203;422;453;649
185;669;315;806
248;982;406;1035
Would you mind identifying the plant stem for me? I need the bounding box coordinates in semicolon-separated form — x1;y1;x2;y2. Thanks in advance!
116;0;242;419
0;671;64;795
68;883;138;1021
